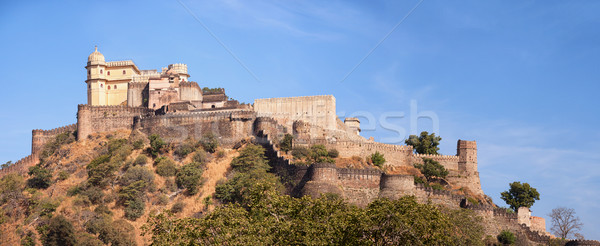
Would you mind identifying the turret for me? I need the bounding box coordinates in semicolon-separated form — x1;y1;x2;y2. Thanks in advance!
344;117;361;135
457;140;477;173
86;46;107;105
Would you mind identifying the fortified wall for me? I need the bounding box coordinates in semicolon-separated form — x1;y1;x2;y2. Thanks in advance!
77;104;154;140
254;95;337;133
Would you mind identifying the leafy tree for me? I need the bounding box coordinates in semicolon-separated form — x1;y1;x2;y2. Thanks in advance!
548;207;583;239
124;198;145;220
27;165;53;189
120;166;155;188
174;139;196;158
155;157;177;177
414;158;448;181
308;144;335;164
497;230;516;245
44;215;77;246
148;134;166;158
279;134;293;153
500;181;540;211
369;151;386;168
405;131;442;154
291;146;310;159
86;154;118;188
1;160;11;169
230;144;270;172
86;216;136;246
200;132;219;153
328;148;339;158
176;162;204;195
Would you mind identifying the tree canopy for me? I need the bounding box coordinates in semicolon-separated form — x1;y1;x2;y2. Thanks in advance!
405;131;442;154
500;181;540;211
414;158;449;181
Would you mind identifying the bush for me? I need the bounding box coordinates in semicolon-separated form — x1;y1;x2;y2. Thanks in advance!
279;134;293;153
81;186;104;205
120;166;155;188
57;171;69;181
431;183;445;191
124;198;145;220
39;132;75;162
414;158;448;181
155;157;177;177
308;145;335;164
170;201;185;214
200;132;219;153
176;162;204;195
369;151;386;168
27;165;52;189
328;149;339;158
148;134;166;158
291;147;310;159
133;155;148;166
86;154;119;188
192;150;208;164
175;140;196;158
497;230;516;245
94;205;112;216
44;215;77;246
86;217;136;246
132;139;144;150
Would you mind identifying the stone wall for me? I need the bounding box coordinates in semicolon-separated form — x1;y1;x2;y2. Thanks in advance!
77;104;154;140
179;81;202;102
127;82;148;107
254;95;337;131
135;109;255;147
0;154;36;177
32;124;77;156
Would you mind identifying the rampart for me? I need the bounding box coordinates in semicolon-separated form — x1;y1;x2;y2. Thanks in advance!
77;104;154;140
254;95;337;131
0;154;36;177
32;124;77;156
135;109;255;146
566;240;600;246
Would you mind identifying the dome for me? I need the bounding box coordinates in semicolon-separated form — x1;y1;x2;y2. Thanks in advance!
88;46;105;63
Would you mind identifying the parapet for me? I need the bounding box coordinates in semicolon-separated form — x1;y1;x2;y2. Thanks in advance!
413;153;460;162
32;123;77;136
458;139;477;149
566;240;600;246
167;63;188;75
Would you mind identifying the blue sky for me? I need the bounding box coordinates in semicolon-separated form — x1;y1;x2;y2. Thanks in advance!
1;0;599;239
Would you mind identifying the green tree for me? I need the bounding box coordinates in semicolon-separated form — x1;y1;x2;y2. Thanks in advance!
27;165;53;189
497;230;516;245
148;134;166;158
44;215;77;246
176;162;204;195
200;132;219;153
405;131;442;154
279;134;293;153
369;151;386;168
155;157;177;177
414;158;449;181
308;145;334;164
500;181;540;211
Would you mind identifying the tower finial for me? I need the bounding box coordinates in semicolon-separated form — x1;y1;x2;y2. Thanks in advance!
95;45;98;52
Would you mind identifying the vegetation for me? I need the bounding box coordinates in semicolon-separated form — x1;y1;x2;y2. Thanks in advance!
497;230;516;245
176;162;204;195
154;157;177;177
548;206;583;239
369;151;386;168
500;181;540;211
148;134;166;158
200;132;219;153
202;87;224;94
174;139;196;158
279;134;293;153
405;131;442;154
414;158;448;181
27;165;53;189
39;131;75;162
44;215;77;246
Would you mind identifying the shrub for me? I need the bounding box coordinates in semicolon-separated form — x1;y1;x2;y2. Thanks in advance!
279;134;293;153
133;155;148;166
120;166;155;188
75;232;104;246
27;165;52;189
44;215;77;246
170;201;185;213
369;151;386;168
176;162;204;195
216;150;226;159
175;140;196;158
192;150;208;164
497;230;516;245
81;186;104;205
86;154;119;188
155;157;177;177
164;178;177;193
132;139;144;150
124;198;145;220
431;183;445;191
414;158;448;181
292;146;310;159
148;134;166;158
94;205;112;216
39;132;75;162
57;171;69;181
155;194;169;205
200;132;219;153
328;149;339;158
413;175;426;185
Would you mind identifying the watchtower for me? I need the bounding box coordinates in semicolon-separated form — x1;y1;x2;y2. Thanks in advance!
457;140;477;173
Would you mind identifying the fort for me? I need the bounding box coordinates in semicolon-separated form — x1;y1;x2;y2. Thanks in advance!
3;47;595;245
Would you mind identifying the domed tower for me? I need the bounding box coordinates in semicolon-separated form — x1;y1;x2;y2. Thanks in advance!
86;46;107;105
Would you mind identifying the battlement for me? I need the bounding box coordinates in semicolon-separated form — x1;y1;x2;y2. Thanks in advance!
106;60;136;67
167;63;188;74
32;123;77;136
413;153;460;161
179;81;201;89
77;104;153;114
0;154;37;177
458;139;477;149
128;82;148;89
138;109;254;121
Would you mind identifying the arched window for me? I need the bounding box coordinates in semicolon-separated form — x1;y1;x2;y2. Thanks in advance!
108;85;111;90
107;71;110;75
100;84;103;88
114;85;117;89
211;105;215;109
123;70;126;75
100;69;103;74
88;71;90;75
